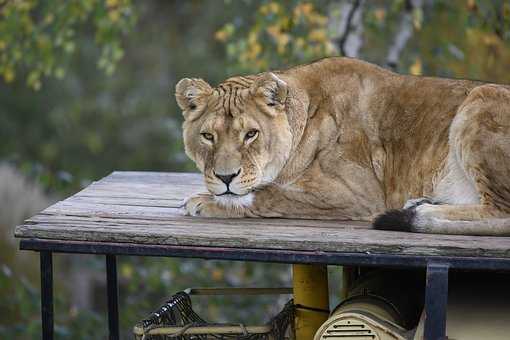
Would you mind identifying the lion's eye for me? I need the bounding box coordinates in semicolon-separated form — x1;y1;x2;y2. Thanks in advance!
201;132;214;142
245;129;259;141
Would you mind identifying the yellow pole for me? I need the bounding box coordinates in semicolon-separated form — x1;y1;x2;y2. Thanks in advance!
292;264;329;340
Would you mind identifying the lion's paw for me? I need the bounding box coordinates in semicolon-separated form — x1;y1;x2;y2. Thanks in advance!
181;193;243;218
182;193;213;217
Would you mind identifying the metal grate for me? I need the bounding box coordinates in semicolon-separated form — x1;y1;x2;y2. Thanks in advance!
317;319;378;339
133;289;294;340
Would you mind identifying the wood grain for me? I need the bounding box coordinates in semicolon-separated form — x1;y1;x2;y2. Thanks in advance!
15;171;510;258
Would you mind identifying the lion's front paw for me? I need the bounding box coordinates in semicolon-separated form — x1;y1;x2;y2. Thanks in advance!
182;193;210;216
182;193;243;218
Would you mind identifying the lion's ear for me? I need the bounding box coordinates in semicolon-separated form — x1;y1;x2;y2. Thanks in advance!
250;72;288;114
175;78;213;120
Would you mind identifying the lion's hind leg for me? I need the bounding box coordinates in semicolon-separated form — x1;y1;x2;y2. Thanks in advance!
374;84;510;235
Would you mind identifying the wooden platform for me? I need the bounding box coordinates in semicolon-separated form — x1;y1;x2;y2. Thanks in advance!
15;171;510;261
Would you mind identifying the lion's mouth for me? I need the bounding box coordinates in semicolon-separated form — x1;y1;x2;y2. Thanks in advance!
216;189;253;197
214;191;255;208
216;190;238;196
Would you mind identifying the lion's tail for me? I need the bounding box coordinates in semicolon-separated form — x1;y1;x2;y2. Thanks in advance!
373;205;510;236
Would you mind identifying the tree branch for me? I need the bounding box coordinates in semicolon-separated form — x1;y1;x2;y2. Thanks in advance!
385;0;423;70
330;0;366;58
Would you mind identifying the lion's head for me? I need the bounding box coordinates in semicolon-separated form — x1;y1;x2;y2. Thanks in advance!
175;73;293;208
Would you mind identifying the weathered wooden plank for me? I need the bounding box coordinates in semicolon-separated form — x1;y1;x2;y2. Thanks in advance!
43;200;184;217
15;217;510;258
68;171;204;202
17;209;510;258
15;225;510;258
68;195;184;209
102;171;204;185
77;182;202;200
18;212;498;247
38;199;367;228
25;213;369;232
14;171;510;259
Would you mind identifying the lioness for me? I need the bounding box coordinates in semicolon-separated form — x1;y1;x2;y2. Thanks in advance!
175;57;510;235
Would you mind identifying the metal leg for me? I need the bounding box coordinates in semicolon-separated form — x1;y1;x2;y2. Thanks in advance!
106;255;120;340
293;264;329;340
424;263;449;340
40;251;54;340
340;266;355;300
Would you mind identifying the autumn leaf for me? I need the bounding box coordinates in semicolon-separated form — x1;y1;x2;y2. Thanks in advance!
409;58;422;75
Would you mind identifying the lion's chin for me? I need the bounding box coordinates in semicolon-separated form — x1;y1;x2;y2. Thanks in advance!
214;193;254;209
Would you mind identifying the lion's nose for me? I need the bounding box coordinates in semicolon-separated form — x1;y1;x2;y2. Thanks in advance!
214;169;241;186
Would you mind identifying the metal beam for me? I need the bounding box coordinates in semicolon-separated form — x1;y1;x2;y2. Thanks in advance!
40;251;54;340
106;255;120;340
20;239;510;271
424;263;449;340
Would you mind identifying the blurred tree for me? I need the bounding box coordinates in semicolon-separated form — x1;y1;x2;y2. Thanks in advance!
216;0;335;73
216;0;510;82
0;0;136;90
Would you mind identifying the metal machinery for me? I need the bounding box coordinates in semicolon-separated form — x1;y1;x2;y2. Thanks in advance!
314;270;510;340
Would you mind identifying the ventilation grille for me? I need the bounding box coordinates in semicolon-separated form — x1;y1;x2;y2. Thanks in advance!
317;318;379;339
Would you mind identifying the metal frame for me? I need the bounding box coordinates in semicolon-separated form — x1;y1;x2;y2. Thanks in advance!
24;238;510;340
424;263;449;340
106;255;119;340
40;251;53;340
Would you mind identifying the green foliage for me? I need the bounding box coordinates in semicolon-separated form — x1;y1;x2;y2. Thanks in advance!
0;1;256;196
415;0;510;82
216;1;334;73
0;0;136;90
0;261;105;340
0;265;40;339
217;0;510;83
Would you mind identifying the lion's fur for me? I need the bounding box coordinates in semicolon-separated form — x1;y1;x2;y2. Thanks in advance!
176;57;510;235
